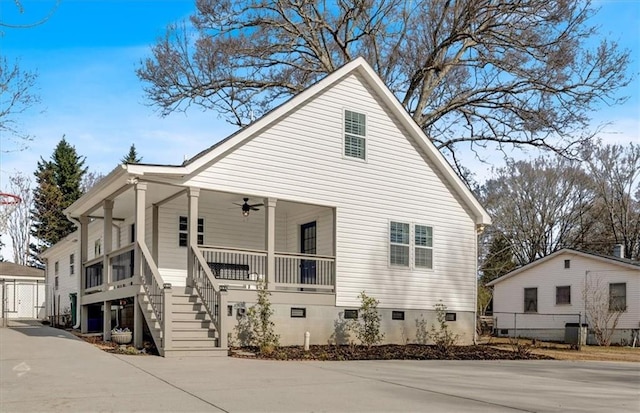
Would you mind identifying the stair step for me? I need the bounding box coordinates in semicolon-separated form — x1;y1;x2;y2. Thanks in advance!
172;328;217;339
173;320;212;328
163;347;228;358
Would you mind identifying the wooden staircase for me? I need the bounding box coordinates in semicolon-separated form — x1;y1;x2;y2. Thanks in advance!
138;286;227;357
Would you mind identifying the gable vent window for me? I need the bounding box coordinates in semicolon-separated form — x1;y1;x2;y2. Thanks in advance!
344;110;366;160
564;259;570;269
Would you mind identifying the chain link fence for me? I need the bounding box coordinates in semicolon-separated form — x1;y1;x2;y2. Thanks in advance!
492;311;583;344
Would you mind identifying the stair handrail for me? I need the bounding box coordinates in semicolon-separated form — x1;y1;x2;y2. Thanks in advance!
190;245;222;333
138;240;165;326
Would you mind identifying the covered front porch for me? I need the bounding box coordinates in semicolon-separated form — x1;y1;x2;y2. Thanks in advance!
71;175;336;355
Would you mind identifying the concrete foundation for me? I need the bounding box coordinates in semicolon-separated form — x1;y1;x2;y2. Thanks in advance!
225;289;475;346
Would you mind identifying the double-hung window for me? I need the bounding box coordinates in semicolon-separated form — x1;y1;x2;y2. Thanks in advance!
344;110;366;160
524;288;538;313
69;254;75;276
389;222;433;269
414;225;433;268
609;283;627;312
390;222;410;266
179;216;204;247
556;285;571;305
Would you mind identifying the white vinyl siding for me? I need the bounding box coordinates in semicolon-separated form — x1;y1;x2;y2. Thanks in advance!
344;110;366;160
185;72;478;311
493;252;639;330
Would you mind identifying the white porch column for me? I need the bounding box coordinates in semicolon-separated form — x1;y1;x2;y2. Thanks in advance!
102;199;114;290
134;181;147;283
79;215;89;333
187;188;200;284
103;300;112;341
264;198;277;288
152;204;159;263
133;295;143;348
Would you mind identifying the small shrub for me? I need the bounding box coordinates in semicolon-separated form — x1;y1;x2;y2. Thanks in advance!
245;280;280;354
428;302;459;353
351;291;384;347
415;315;429;344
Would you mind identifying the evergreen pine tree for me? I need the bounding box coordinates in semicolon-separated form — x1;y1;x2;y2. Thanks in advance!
121;144;142;164
30;137;86;262
480;234;517;284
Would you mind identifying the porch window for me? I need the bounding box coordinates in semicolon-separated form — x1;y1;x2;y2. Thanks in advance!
389;222;410;266
524;287;537;313
415;225;433;269
609;283;626;312
178;216;204;247
55;276;59;290
94;239;102;256
556;285;571;305
69;254;75;276
344;110;366;160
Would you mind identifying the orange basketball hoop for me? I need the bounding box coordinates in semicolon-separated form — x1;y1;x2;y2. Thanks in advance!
0;192;22;205
0;192;22;232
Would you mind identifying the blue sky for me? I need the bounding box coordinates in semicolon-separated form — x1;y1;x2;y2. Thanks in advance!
0;0;639;187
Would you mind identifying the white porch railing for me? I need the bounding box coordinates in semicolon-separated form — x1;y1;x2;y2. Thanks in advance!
274;252;335;292
199;245;266;287
191;246;223;337
197;246;335;292
138;241;164;328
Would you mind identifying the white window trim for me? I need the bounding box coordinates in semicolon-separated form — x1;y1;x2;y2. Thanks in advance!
388;220;434;270
342;108;368;162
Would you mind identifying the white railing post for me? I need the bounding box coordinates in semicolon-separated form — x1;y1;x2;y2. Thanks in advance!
187;188;200;286
133;294;143;348
163;283;172;351
264;198;277;288
134;181;147;284
102;199;114;291
219;289;228;348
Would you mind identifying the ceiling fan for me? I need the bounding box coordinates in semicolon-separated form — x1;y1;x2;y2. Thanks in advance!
234;197;264;217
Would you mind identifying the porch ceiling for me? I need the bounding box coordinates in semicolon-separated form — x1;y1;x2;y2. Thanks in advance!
89;184;331;220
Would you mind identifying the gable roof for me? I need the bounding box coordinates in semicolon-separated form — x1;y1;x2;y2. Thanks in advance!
0;262;45;278
73;58;490;225
487;248;640;287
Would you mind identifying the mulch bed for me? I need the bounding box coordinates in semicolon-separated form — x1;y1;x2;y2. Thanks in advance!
229;344;553;361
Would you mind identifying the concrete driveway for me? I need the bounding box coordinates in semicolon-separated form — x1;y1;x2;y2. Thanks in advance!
1;323;638;412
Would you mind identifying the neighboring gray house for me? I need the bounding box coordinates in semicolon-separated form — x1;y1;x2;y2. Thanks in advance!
47;58;491;356
0;262;46;324
488;248;640;345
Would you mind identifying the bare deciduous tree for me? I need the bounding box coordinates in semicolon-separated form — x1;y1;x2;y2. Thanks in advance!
583;143;640;260
481;156;597;265
6;172;33;265
0;58;39;152
583;276;625;347
138;0;631;171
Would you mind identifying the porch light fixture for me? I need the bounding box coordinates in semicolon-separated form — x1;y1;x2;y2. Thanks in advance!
242;206;250;217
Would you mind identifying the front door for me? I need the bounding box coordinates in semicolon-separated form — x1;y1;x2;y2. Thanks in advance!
300;221;317;284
